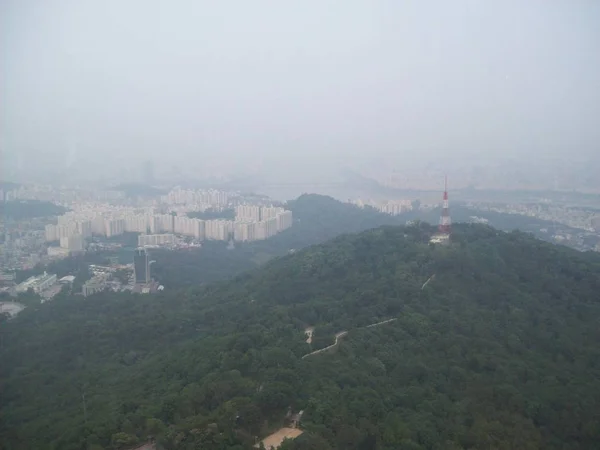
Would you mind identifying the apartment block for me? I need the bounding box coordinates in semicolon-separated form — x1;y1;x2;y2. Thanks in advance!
261;206;284;221
276;210;293;231
205;219;232;241
104;219;125;237
60;233;84;252
235;205;261;222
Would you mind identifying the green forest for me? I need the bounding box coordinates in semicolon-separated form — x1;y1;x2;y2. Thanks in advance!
2;222;600;449
0;200;67;220
187;208;236;221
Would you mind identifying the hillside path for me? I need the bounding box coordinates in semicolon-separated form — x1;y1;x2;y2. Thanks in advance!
301;318;397;359
301;331;347;359
421;274;435;290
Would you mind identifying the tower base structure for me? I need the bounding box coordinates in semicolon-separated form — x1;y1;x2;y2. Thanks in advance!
429;233;450;244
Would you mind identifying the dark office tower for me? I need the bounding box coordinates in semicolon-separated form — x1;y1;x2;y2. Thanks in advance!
142;160;155;185
133;248;150;284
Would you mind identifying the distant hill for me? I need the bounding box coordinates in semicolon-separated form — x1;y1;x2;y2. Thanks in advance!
112;183;166;197
0;200;66;220
152;194;404;287
152;193;582;288
2;223;599;449
0;180;19;190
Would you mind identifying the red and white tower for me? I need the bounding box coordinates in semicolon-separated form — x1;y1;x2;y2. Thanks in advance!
438;175;451;235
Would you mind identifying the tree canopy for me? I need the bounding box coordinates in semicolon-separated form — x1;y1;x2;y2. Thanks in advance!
187;208;236;220
0;200;66;219
1;222;600;449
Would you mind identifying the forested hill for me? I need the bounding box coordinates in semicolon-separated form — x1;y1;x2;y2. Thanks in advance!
270;193;402;249
152;193;583;288
152;194;404;287
2;224;600;450
0;200;67;220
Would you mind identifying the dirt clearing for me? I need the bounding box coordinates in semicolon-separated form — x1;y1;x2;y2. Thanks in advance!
304;327;314;344
256;428;303;449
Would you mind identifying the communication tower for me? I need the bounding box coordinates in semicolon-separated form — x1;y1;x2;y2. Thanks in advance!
438;175;451;235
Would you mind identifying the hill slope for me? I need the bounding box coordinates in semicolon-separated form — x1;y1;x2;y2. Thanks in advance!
0;200;67;220
1;224;600;450
152;194;404;287
151;193;591;288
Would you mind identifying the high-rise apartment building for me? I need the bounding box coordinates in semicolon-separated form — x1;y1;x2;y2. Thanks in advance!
156;214;174;233
193;219;205;240
173;215;195;236
60;234;84;252
76;220;92;238
104;219;125;237
233;221;256;242
276;210;293;231
205;220;232;240
235;205;261;222
148;215;160;233
91;216;106;235
261;206;284;221
45;224;59;242
125;215;148;233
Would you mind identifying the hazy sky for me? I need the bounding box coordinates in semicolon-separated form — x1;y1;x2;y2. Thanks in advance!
2;0;599;180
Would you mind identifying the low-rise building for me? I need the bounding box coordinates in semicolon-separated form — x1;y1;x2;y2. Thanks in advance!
15;272;57;294
138;233;176;247
0;272;16;285
82;274;109;297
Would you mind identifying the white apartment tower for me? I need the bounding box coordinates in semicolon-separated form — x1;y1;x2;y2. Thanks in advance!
235;205;261;222
261;206;284;221
276;210;293;231
205;220;232;240
104;219;125;237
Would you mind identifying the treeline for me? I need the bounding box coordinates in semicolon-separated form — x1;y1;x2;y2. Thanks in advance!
1;223;600;449
0;200;66;220
187;208;236;220
152;194;580;288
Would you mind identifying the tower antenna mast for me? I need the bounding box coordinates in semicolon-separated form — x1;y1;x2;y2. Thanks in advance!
438;175;451;235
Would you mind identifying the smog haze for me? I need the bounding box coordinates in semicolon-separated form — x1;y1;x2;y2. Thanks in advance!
2;0;599;190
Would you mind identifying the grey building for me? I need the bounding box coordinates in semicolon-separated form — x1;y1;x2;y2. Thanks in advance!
133;248;150;284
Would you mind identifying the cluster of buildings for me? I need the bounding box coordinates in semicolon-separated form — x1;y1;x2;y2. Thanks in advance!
349;198;413;215
135;206;293;247
44;215;89;254
81;249;159;297
160;188;229;207
470;202;600;233
6;271;66;303
81;264;123;297
1;185;297;294
44;204;293;251
232;205;293;242
1;184;124;204
1;220;46;270
42;187;293;250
